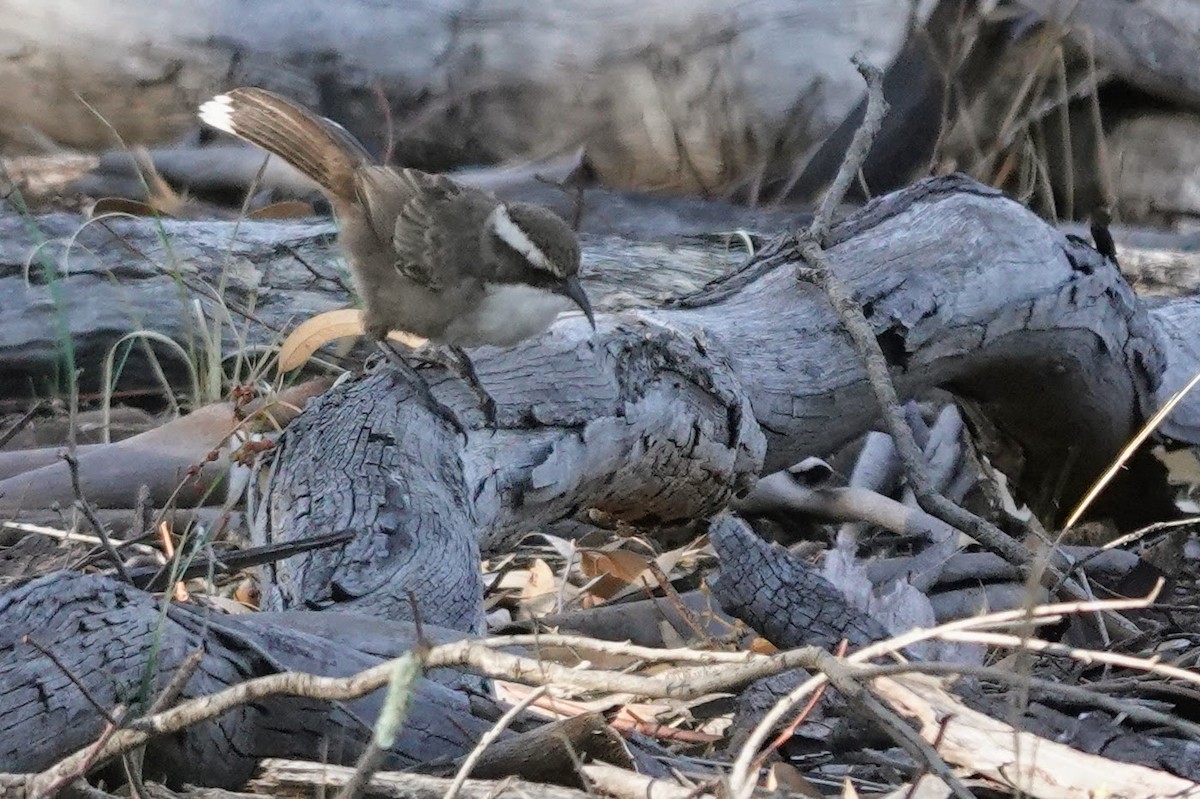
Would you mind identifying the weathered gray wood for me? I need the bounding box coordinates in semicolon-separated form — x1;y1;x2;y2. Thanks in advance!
0;571;506;784
3;173;1199;788
1148;298;1200;442
0;0;917;193
708;514;887;649
1016;0;1200;109
0;187;797;400
250;175;1200;626
4;175;1197;629
252;318;766;628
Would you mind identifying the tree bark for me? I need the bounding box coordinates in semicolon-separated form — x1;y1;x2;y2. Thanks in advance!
0;571;505;785
249;175;1200;626
4;174;1198;632
3;174;1199;785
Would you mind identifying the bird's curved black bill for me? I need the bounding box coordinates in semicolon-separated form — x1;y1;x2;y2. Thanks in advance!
561;275;596;331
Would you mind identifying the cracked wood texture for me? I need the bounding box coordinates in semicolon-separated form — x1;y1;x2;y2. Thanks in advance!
0;571;506;785
3;174;1199;781
708;514;887;650
252;175;1200;630
253;311;767;632
3;175;1195;630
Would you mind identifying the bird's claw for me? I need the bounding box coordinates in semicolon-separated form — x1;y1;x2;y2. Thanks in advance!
375;342;469;443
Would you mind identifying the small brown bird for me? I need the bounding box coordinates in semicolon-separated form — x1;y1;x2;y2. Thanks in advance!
198;87;594;427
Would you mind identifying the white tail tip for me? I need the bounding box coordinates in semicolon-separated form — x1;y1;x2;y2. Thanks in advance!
198;94;237;134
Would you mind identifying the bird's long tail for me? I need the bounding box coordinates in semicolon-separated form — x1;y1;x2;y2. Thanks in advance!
199;87;372;201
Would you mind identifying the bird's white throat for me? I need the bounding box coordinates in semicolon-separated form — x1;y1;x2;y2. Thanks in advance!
444;282;575;347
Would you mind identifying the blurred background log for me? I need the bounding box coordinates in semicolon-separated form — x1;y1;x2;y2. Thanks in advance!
6;1;1200;225
0;0;925;196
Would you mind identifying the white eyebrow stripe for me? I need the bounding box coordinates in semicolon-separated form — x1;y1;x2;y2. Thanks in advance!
488;205;557;274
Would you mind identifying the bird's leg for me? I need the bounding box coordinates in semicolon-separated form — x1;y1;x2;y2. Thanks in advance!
373;341;468;441
449;346;499;427
409;344;499;427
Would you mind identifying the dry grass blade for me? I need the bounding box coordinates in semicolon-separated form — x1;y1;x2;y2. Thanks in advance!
727;589;1161;799
1063;369;1200;530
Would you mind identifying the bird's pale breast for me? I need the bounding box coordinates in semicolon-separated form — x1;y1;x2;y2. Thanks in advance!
440;282;575;347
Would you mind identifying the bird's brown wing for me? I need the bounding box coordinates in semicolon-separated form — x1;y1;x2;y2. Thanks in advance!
356;168;494;291
390;170;466;291
347;167;442;289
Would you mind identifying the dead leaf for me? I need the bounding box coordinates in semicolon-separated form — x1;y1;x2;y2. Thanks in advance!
90;197;171;218
749;637;777;655
276;309;426;374
579;548;653;600
158;520;189;602
581;548;652;582
766;763;823;798
496;558;557;599
535;533;578;563
654;536;711;580
89;146;188;218
234;578;260;609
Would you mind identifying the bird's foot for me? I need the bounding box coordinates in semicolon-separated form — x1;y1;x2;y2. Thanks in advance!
374;342;468;442
410;345;500;429
448;346;499;429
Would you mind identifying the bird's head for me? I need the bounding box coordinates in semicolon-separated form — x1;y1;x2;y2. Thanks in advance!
482;203;594;329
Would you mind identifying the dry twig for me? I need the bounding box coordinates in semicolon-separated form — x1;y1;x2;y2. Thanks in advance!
792;55;1136;636
443;686;549;799
26;637;827;795
727;591;1159;798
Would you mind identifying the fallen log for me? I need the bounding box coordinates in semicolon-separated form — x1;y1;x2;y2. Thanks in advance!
0;0;919;195
0;184;796;400
0;571;508;786
248;175;1200;630
4;174;1196;626
3;175;1200;791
